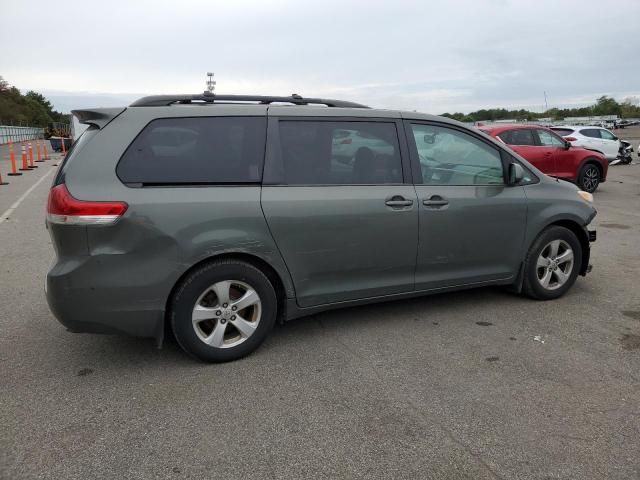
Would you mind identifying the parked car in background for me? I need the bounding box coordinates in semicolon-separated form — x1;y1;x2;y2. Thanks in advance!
46;94;597;362
550;126;621;162
331;128;394;164
479;124;608;193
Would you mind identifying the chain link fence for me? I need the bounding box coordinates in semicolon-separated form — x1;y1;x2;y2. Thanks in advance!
0;125;45;145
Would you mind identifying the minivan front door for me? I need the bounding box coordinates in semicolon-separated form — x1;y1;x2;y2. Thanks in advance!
406;121;528;290
261;117;418;308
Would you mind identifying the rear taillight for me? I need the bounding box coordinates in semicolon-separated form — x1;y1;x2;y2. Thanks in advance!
47;184;128;225
564;136;577;142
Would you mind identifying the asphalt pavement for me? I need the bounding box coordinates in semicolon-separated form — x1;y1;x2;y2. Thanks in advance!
1;148;639;479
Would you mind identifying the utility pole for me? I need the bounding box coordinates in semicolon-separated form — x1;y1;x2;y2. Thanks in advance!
544;91;548;112
206;72;216;94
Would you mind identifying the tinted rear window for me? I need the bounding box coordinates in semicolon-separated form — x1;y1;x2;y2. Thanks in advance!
267;121;402;185
117;117;266;185
579;128;600;139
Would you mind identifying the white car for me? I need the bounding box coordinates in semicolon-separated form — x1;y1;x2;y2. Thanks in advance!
550;125;621;162
331;128;395;161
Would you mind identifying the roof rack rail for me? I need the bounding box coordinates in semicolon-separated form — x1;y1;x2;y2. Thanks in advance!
129;93;369;108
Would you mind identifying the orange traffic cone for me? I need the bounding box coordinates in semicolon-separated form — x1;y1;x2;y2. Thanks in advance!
7;142;22;176
19;143;31;171
28;142;37;168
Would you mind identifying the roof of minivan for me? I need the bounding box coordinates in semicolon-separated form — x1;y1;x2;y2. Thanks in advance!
75;101;469;131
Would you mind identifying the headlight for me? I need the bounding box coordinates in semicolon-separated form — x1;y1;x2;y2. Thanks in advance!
578;190;593;203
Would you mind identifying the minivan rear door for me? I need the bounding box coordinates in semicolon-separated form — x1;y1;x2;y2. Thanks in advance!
261;113;419;308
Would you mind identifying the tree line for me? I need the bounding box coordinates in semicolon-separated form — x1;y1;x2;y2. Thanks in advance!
0;75;69;127
441;95;640;123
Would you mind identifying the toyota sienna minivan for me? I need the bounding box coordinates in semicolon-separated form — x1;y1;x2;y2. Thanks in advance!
46;93;597;362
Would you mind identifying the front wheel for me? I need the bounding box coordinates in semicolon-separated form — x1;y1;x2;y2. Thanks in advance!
577;163;600;193
170;260;277;362
522;226;582;300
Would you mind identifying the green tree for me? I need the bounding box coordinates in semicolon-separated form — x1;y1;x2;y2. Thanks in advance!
620;97;640;118
0;76;63;126
592;95;620;116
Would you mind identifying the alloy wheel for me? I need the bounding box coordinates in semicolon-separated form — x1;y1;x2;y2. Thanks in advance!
191;280;262;348
535;240;574;291
582;166;599;192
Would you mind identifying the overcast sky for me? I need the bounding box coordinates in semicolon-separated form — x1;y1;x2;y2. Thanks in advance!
2;0;639;114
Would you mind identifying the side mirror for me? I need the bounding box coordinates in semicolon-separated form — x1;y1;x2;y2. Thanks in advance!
508;163;525;185
564;141;571;150
423;133;436;144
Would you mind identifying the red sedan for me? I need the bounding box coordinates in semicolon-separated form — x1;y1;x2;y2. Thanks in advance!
480;124;608;193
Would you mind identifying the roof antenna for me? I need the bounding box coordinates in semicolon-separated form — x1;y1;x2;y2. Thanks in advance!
204;72;216;96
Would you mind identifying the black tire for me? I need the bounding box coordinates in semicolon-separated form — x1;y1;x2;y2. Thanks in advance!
170;260;277;362
522;226;582;300
577;162;600;193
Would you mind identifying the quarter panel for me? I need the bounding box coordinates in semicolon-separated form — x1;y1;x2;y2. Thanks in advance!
84;186;296;312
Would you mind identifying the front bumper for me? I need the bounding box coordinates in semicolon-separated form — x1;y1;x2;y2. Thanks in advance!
579;227;596;276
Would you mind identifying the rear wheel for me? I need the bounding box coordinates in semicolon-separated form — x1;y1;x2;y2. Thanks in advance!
522;226;582;300
170;260;277;362
577;162;600;193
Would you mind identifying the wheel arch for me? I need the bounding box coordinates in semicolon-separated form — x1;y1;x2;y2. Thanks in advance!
162;252;291;345
545;219;590;276
515;217;591;293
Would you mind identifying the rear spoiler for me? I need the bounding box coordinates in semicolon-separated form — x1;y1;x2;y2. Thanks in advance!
71;107;125;129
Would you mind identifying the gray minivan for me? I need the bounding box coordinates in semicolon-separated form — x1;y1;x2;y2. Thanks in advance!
46;94;597;362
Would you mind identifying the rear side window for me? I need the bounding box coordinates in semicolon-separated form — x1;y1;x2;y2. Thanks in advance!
117;117;266;185
498;129;535;146
271;121;402;185
579;128;600;139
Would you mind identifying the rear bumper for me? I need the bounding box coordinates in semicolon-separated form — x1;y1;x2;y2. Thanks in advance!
46;256;165;339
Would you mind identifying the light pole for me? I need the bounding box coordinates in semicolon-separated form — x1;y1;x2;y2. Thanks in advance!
206;72;216;94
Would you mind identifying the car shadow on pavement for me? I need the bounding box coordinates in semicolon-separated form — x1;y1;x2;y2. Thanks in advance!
62;285;526;366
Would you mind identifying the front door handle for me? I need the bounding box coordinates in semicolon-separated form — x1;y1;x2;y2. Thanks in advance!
423;195;449;208
385;195;414;208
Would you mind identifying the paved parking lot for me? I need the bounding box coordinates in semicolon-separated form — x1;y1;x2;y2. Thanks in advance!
1;140;639;479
